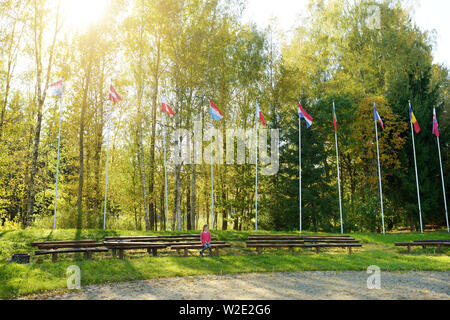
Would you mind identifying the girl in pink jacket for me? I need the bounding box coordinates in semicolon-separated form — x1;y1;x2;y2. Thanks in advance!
200;224;212;257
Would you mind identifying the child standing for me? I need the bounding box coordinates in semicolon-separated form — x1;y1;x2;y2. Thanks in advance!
200;224;212;257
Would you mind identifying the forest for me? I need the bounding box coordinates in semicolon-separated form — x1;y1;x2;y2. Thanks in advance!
0;0;448;233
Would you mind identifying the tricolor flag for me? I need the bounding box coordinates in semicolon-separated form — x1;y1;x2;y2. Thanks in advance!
161;97;175;116
298;103;313;128
409;105;421;134
433;107;439;137
109;85;122;104
256;102;266;126
47;80;63;98
374;106;384;130
209;99;224;121
333;105;338;133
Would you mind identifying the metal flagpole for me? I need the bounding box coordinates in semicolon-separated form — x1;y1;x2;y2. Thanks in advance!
163;112;170;231
333;102;343;234
255;118;259;232
374;102;386;235
436;135;449;232
103;100;112;230
299;109;302;234
409;101;423;234
211;119;214;231
53;97;62;230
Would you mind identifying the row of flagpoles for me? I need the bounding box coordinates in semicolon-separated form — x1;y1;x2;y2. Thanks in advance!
47;79;448;234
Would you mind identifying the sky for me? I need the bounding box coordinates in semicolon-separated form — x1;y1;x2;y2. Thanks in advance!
243;0;450;67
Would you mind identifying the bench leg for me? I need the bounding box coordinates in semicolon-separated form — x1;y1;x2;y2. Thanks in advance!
407;245;411;253
348;247;352;255
437;244;441;254
52;252;58;262
112;249;117;257
256;247;261;255
289;247;294;255
84;251;93;260
152;248;158;257
184;248;188;257
215;247;219;256
118;249;124;260
315;247;320;254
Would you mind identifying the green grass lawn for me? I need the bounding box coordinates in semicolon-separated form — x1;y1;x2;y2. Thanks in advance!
0;229;449;299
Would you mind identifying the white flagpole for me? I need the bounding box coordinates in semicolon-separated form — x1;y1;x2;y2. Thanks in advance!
255;118;259;232
436;135;449;233
333;102;343;234
409;101;423;234
299;109;302;234
211;119;214;231
374;102;386;235
53;97;62;230
103;100;112;230
163;112;170;231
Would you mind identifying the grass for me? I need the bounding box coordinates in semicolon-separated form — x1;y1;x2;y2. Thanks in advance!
0;228;449;299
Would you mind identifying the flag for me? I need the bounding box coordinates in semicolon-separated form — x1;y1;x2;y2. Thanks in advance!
374;106;384;130
298;103;313;128
47;80;63;98
161;97;175;116
109;85;122;104
256;102;266;126
333;105;338;133
409;105;421;134
433;107;439;137
209;99;223;121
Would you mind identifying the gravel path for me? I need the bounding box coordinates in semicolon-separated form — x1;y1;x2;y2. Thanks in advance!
22;272;450;300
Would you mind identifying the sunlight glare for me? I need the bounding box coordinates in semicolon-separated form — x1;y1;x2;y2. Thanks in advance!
62;0;108;32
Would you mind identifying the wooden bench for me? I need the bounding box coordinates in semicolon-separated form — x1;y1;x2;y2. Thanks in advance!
395;241;450;253
35;248;108;262
170;243;231;257
247;236;362;255
246;241;305;255
33;242;106;249
31;240;97;248
103;242;168;259
304;243;362;254
104;236;217;243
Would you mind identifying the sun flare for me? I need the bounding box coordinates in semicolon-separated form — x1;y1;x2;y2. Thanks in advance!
62;0;109;31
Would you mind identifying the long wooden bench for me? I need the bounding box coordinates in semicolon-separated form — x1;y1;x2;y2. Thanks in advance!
35;248;108;262
103;242;168;259
247;235;362;255
104;236;217;243
31;240;97;248
171;243;231;257
395;241;450;253
33;242;106;249
304;243;362;254
246;242;305;255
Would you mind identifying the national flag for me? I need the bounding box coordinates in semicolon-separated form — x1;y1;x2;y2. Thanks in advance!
161;97;175;116
433;107;439;137
409;105;421;134
209;99;223;121
333;105;338;133
47;80;63;98
298;103;313;128
374;106;384;130
109;85;122;104
256;102;266;126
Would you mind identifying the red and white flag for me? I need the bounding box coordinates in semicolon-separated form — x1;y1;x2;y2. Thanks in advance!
256;102;266;126
109;85;122;104
161;97;175;116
